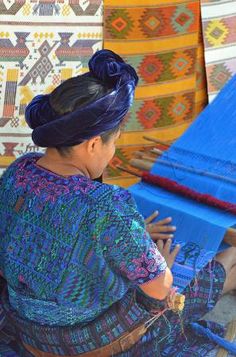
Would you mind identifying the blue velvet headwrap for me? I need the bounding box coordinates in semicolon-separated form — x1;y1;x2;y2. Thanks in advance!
25;50;138;147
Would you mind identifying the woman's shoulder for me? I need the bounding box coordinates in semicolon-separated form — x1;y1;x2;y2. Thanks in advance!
1;153;42;181
85;181;145;228
87;182;136;211
4;153;41;171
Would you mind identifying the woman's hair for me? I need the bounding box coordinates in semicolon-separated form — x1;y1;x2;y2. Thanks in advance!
49;76;120;156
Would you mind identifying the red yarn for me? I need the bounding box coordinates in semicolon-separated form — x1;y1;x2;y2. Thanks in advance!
142;171;236;215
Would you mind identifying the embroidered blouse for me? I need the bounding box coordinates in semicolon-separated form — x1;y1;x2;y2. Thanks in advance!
0;154;166;326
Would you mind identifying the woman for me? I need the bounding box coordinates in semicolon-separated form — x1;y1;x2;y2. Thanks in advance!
0;50;235;357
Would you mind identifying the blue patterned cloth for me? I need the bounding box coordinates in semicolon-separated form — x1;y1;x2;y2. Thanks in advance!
0;153;166;326
0;154;226;356
0;262;226;356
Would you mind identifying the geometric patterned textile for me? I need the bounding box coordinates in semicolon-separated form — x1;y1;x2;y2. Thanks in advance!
0;344;18;356
201;0;236;102
0;153;166;327
0;0;102;175
0;262;226;356
104;0;208;186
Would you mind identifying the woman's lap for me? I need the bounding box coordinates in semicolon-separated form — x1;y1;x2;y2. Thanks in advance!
118;260;226;356
0;261;226;356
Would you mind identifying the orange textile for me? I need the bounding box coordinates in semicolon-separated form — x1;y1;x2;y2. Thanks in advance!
104;0;208;187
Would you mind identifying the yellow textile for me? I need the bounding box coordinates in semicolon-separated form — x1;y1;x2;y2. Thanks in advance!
104;0;208;187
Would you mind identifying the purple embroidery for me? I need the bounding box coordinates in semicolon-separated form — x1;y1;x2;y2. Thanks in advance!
120;248;166;281
14;155;96;203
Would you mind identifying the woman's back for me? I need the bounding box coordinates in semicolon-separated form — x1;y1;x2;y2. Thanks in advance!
0;153;165;327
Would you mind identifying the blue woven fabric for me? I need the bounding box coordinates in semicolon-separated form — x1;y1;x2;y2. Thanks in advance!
0;153;228;356
151;75;236;200
0;261;226;356
129;76;236;291
0;153;166;326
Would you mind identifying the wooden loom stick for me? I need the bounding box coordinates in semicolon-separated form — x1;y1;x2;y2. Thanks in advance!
117;165;141;177
133;151;145;159
132;156;236;186
133;150;163;163
138;155;156;163
143;135;171;147
216;320;236;357
130;159;152;171
133;151;157;163
150;148;164;155
117;165;236;247
147;144;236;187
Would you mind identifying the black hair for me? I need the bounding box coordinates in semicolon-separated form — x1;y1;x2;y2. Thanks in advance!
49;75;119;156
55;126;120;157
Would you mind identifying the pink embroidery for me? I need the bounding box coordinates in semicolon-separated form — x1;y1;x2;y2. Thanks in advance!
18;274;25;283
120;248;165;281
14;156;96;203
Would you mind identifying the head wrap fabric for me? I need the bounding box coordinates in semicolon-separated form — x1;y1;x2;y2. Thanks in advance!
25;50;138;147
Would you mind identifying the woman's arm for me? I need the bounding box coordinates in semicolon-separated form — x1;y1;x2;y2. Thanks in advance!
139;266;173;300
139;240;180;300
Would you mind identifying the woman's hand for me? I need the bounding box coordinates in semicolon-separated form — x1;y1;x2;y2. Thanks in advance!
156;239;180;269
145;211;176;241
145;211;180;268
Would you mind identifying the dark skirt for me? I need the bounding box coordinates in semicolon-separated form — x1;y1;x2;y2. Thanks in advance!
0;261;226;357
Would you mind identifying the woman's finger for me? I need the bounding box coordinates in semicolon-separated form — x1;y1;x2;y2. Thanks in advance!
155;217;172;225
156;240;164;252
163;239;172;255
151;233;174;241
145;210;159;224
149;224;176;233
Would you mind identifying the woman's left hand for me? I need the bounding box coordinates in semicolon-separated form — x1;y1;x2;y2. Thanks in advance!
145;211;176;241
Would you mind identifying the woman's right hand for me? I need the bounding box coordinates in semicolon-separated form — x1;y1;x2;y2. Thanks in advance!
156;239;180;269
145;211;176;241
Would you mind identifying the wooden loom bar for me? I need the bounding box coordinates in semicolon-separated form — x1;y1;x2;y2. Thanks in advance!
133;156;236;186
130;159;152;171
150;148;164;155
143;135;171;147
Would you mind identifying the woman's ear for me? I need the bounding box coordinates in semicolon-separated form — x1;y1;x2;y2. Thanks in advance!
86;136;102;154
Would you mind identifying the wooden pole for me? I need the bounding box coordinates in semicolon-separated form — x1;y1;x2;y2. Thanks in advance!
143;135;171;147
150;148;164;155
130;159;152;171
156;158;236;185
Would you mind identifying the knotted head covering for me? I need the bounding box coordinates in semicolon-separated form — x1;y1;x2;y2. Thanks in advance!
25;49;138;147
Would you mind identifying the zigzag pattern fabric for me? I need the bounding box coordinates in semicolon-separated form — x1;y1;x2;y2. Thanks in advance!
104;0;208;185
201;0;236;102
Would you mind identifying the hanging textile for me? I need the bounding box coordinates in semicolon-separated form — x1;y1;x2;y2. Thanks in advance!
104;0;208;186
129;75;236;291
0;0;103;176
201;0;236;102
